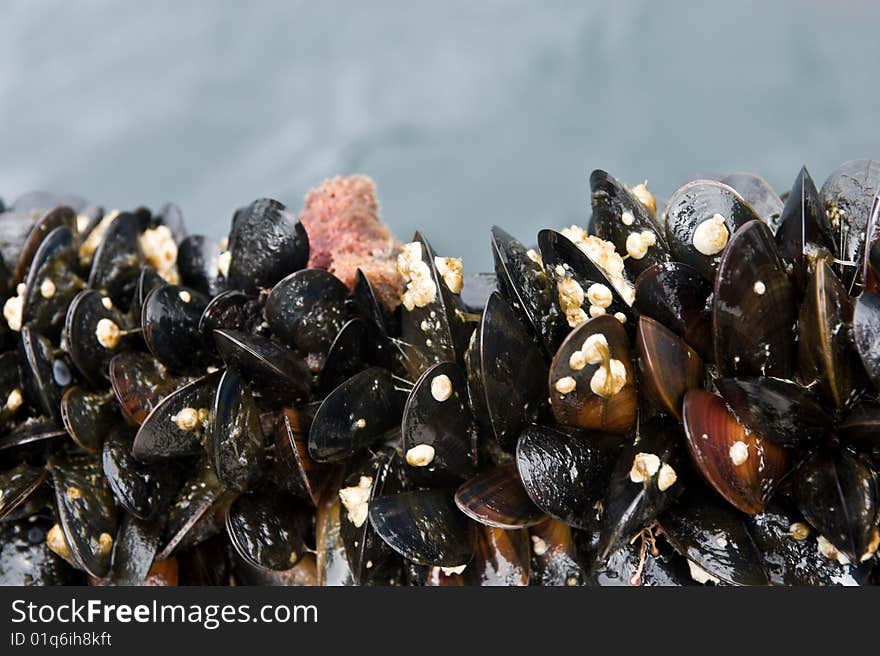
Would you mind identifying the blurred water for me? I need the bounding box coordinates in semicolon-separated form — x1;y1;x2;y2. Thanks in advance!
1;0;879;269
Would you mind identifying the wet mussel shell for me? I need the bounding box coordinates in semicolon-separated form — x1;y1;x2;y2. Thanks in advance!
274;407;330;505
22;225;83;339
109;514;164;586
19;325;73;422
142;284;213;371
0;463;48;521
0;515;84;586
198;290;263;338
721;172;784;232
636;316;703;421
528;519;588;587
87;212;144;310
317;318;369;395
592;535;693;587
212;329;309;402
211;368;265;491
60;387;116;452
469;525;531;586
853;291;880;392
177;234;222;297
454;463;546;529
109;351;183;425
65;289;132;386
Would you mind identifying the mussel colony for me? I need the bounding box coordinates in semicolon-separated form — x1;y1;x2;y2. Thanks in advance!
1;162;880;587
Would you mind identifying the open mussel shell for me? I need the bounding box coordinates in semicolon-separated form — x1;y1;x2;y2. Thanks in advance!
211;368;265;491
713;220;796;378
266;268;350;355
658;488;769;586
490;225;562;356
0;515;84;586
590;169;670;278
131;371;220;462
225;198;309;292
721;172;784;232
472;292;547;451
401;361;476;482
634;262;713;361
21;225;83;339
798;261;865;408
665;179;760;282
60;387;116;452
0;463;47;521
103;425;183;521
636;316;703;421
748;504;873;586
516;425;618;529
87;212;144;310
318;318;368;394
714;377;831;448
177;234;222;296
225;485;309;571
853;291;880;392
369;489;475;567
682;388;789;514
142;283;213;371
109;515;163;586
212;329;309;401
469;525;531;586
596;416;683;560
308;367;404;463
109;351;182;425
529;519;587;586
549;314;637;434
65;289;132;386
19;325;73;422
454;463;546;529
793;448;880;564
339;448;404;584
47;453;118;578
274;407;330;505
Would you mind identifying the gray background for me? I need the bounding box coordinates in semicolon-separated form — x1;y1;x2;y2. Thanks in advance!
2;0;879;269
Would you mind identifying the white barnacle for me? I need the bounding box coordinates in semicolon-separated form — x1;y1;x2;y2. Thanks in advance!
3;283;26;332
555;376;576;394
172;407;200;431
590;358;626;398
434;256;463;294
620;211;635;226
569;350;587;371
101;297;113;310
178;290;192;303
613;312;626;324
430;374;453;402
788;522;810;541
692;213;729;256
629;452;661;483
97;532;114;555
729;440;749;466
46;524;72;561
354;418;367;429
440;564;467;576
217;250;232;278
560;226;635;306
339;476;373;528
6;388;23;412
581;334;609;364
531;535;549;556
95;318;121;349
526;249;543;266
753;281;766;295
588;305;606;318
39;278;56;299
625;230;657;260
398;242;437;310
405;444;436;467
630;181;657;216
557;277;587;328
657;463;677;491
586;283;613;309
139;225;179;283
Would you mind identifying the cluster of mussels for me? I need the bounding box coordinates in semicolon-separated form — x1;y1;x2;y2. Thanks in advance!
1;160;880;587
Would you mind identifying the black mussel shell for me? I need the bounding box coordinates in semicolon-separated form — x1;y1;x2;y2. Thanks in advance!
352;269;395;366
658;488;769;586
715;377;832;448
473;292;547;451
65;289;132;386
0;416;67;455
308;367;404;463
596;416;683;560
516;425;619;529
454;463;546;529
142;284;213;371
491;225;562;356
109;351;182;425
266;269;349;355
665;179;760;282
273;407;330;505
721;172;784;232
103;425;183;521
177;234;222;296
401;361;476;482
133;266;164;314
19;325;72;422
713;220;796;378
198;290;263;337
369;489;475;567
839;402;880;457
87;212;144;310
592;535;694;587
0;463;47;521
110;515;163;586
225;198;309;292
0;516;83;586
315;475;355;586
132;371;220;462
47;453;118;578
634;262;713;361
793;448;879;564
153;201;186;240
590;170;670;279
853;291;880;392
0;351;25;432
529;519;588;586
212;329;309;401
176;533;232;586
318;318;368;394
22;225;83;339
636;316;703;421
9;205;77;285
211;368;265;491
60;387;116;452
226;485;309;571
469;525;531;586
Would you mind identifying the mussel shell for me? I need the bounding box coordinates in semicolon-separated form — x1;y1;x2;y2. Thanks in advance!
177;234;222;296
103;426;183;521
225;198;309;292
274;407;330;505
454;463;546;529
131;371;221;462
211;368;264;491
839;401;880;454
308;367;404;463
853;291;880;392
658;488;769;586
474;292;548;451
176;533;232;586
133;266;164;314
516;425;618;529
369;489;475;567
317;318;369;395
212;329;310;401
793;448;879;563
19;325;72;422
634;262;713;361
401;361;476;482
713;220;796;378
315;475;355;586
47;453;118;578
665;179;760;282
714;377;831;448
265;268;350;355
590;169;670;278
109;351;182;425
109;515;163;586
490;225;562;356
352;269;395;367
9;205;77;287
0;463;47;521
721;172;784;232
548;314;637;433
198;290;263;338
636;316;703;421
22;225;83;338
470;525;531;586
0;516;83;586
592;536;694;587
226;486;309;571
65;289;132;386
0;416;67;455
142;284;213;371
87;212;144;309
60;387;116;452
528;519;587;586
798;261;865;408
0;350;24;432
233;553;317;587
